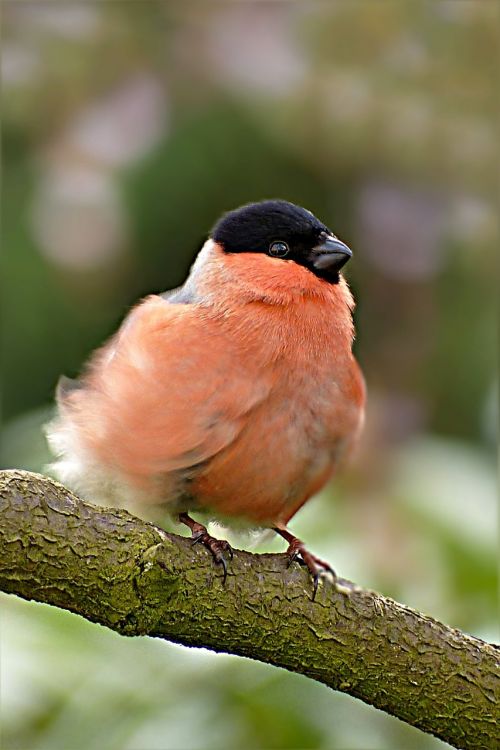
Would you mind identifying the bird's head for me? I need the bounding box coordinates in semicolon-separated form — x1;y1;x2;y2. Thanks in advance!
210;199;352;284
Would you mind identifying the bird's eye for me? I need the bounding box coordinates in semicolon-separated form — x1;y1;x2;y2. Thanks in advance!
269;241;289;258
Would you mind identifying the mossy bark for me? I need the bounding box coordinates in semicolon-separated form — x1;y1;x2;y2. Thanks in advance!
0;470;498;749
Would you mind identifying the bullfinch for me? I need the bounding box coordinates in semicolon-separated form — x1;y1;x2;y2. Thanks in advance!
47;199;365;597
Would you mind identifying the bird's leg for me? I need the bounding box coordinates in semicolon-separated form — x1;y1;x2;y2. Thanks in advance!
274;526;336;601
178;512;233;583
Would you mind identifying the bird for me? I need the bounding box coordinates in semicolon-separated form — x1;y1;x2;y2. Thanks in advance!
46;199;365;598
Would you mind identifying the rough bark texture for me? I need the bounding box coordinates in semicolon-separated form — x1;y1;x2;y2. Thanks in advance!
0;470;498;749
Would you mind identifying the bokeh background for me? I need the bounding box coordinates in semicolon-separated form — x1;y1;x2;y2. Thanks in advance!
1;2;497;749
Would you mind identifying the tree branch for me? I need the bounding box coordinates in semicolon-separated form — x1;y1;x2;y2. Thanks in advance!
0;470;498;749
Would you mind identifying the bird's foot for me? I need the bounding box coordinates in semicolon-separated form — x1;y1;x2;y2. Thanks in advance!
192;529;233;584
275;527;335;601
178;513;233;583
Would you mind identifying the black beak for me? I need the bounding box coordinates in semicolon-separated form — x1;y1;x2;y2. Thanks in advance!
310;234;352;273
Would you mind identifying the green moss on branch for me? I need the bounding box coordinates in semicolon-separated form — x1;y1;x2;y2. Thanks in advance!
0;470;498;750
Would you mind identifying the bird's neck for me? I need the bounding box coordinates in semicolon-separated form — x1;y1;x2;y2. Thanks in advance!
188;240;356;357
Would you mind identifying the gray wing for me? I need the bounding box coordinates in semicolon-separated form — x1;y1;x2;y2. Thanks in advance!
55;375;83;405
160;284;195;304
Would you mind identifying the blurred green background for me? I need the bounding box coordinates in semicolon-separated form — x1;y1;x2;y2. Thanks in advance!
1;2;497;749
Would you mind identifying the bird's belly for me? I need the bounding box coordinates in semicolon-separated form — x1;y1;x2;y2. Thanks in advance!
190;383;354;525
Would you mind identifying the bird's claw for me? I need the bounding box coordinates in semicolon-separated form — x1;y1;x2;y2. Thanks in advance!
287;550;308;568
312;572;321;601
191;530;233;583
285;538;336;600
